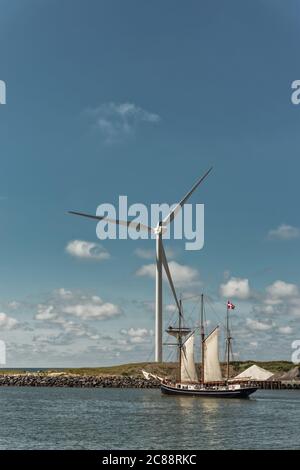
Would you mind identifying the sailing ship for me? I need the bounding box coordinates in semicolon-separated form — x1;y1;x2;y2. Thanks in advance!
145;295;258;398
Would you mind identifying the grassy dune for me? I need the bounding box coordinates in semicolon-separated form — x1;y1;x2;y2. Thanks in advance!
0;360;294;377
62;360;295;377
63;362;178;377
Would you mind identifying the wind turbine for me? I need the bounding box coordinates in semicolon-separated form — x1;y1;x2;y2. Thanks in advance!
68;167;212;362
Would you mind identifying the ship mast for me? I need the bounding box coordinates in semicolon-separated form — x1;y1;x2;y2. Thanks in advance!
200;293;205;384
178;298;182;383
225;303;232;380
165;296;191;384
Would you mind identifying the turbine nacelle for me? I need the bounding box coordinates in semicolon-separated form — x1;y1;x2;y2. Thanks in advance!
154;223;167;236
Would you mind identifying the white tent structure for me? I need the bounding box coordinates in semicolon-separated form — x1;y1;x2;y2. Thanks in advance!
234;364;274;381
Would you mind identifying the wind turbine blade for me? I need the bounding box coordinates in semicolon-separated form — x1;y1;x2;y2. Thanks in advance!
68;211;153;233
161;242;181;313
162;166;213;226
68;210;105;221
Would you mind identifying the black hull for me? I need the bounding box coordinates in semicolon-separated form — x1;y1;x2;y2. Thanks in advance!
161;383;257;398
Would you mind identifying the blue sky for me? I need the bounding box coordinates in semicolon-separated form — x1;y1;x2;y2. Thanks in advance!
0;0;300;367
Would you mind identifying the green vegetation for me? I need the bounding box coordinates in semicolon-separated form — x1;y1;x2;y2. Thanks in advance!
0;369;30;375
62;362;178;377
229;360;294;374
62;360;295;377
0;361;294;377
50;360;296;377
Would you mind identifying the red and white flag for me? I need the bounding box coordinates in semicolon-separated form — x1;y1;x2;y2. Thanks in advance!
227;300;235;310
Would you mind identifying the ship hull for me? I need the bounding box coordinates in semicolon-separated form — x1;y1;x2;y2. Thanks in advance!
161;383;257;398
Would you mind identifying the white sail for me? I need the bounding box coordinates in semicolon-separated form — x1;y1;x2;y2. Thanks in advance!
203;327;222;382
181;333;198;382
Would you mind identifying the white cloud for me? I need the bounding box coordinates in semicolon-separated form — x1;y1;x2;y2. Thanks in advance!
220;277;250;300
278;326;293;335
265;280;298;301
136;264;156;278
0;312;18;329
35;305;57;321
63;302;121;320
268;224;300;240
34;318;102;345
34;290;122;323
136;261;199;286
66;240;110;261
289;298;300;316
165;261;199;285
86;102;160;143
54;288;73;299
120;327;153;344
252;281;300;319
246;318;273;331
253;304;275;315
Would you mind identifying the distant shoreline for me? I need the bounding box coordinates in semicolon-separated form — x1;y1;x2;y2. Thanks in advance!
0;360;295;377
0;361;299;389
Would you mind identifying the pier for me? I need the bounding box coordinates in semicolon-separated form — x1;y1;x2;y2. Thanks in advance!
249;380;300;390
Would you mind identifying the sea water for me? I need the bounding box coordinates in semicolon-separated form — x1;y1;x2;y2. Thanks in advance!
0;387;299;449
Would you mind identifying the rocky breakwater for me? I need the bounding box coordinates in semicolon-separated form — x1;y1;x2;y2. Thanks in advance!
0;373;160;388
